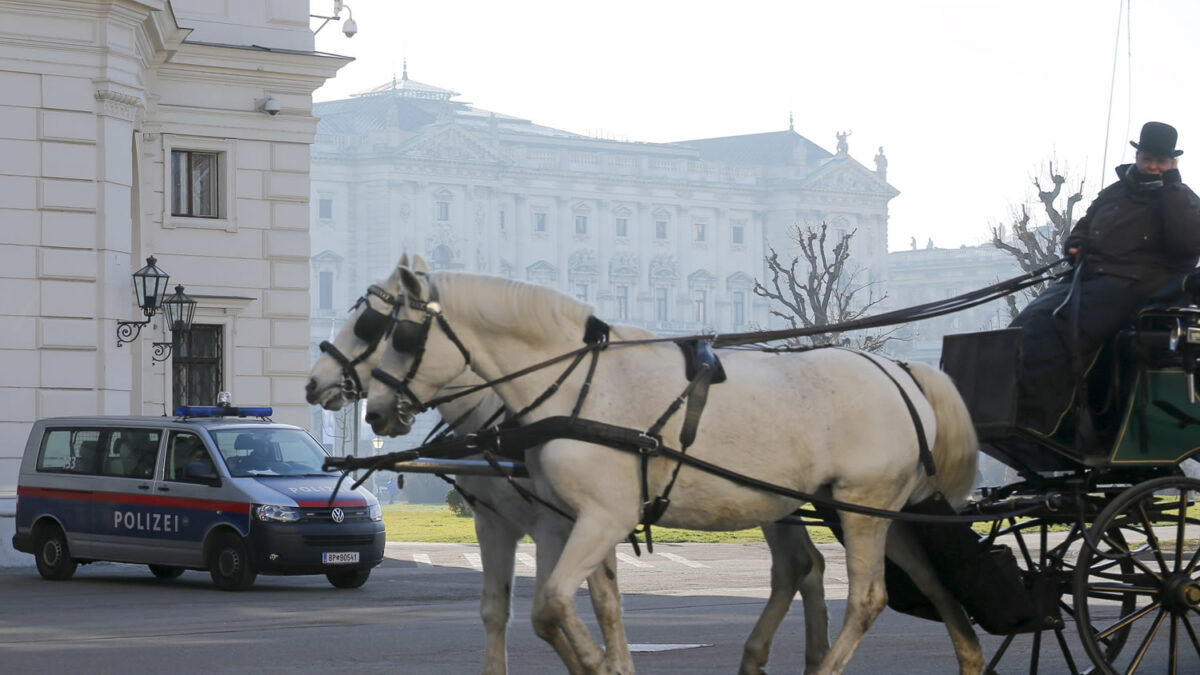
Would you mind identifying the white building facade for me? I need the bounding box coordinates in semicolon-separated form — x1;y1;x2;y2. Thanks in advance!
0;0;346;563
887;244;1024;365
309;76;898;438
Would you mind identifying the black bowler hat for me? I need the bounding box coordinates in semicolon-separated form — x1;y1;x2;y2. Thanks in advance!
1130;121;1183;157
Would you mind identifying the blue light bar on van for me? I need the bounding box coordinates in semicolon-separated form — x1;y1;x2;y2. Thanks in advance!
174;405;273;418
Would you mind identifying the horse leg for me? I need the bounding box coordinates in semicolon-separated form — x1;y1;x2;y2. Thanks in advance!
816;512;891;675
473;503;525;675
739;522;830;675
586;549;631;672
531;515;590;675
794;524;831;674
532;514;630;675
884;523;983;675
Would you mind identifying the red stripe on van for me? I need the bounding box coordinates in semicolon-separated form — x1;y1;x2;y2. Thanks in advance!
18;485;251;514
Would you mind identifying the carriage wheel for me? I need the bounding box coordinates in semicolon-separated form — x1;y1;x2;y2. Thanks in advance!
1074;476;1200;675
983;512;1134;675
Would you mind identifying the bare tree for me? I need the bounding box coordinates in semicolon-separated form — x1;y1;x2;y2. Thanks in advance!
753;221;896;352
991;160;1085;318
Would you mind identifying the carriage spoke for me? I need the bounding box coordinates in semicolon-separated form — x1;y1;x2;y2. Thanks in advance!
1099;531;1164;581
1052;626;1082;675
985;633;1016;675
1181;613;1200;654
1096;601;1162;642
1009;518;1037;568
1029;628;1042;675
1186;541;1200;575
1123;608;1165;674
1173;490;1190;574
1168;613;1178;675
1086;582;1160;598
1133;502;1170;574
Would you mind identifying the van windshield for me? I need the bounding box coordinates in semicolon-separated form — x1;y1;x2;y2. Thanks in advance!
209;429;336;478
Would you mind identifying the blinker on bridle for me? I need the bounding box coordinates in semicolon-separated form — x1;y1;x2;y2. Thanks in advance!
318;284;400;398
371;279;473;416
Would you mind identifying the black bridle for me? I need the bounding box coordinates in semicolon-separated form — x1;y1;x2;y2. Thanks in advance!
370;280;474;415
318;284;402;399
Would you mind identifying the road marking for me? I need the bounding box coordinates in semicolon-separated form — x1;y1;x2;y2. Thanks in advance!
628;643;712;653
413;553;432;566
616;552;652;568
656;552;708;568
464;552;483;569
516;553;536;568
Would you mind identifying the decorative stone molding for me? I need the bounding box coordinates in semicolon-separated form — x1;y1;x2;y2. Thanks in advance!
527;260;557;285
608;252;639;279
95;89;142;122
688;268;717;289
648;254;678;282
567;249;598;282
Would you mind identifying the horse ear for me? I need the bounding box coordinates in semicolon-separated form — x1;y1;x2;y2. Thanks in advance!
398;253;410;268
398;266;425;299
410;254;429;274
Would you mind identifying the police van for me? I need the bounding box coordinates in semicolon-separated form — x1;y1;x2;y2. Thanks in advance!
11;404;385;590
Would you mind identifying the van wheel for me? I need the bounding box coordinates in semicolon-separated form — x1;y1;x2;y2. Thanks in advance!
208;533;256;591
149;565;184;579
326;568;371;589
35;526;78;581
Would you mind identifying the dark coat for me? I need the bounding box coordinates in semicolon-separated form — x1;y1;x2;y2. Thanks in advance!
1064;164;1200;291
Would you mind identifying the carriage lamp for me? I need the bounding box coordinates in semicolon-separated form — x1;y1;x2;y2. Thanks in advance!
151;285;197;363
372;436;384;452
116;256;171;347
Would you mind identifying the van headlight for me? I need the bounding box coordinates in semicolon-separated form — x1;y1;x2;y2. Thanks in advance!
368;503;382;521
256;504;301;522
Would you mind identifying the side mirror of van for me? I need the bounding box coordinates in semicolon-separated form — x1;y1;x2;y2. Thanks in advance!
186;461;220;486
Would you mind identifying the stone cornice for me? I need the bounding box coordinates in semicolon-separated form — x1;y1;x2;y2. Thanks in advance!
95;87;143;121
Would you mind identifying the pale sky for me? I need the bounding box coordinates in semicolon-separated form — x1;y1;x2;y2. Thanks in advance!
312;0;1200;252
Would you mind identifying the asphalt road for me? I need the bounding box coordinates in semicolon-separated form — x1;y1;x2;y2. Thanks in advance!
0;540;1183;674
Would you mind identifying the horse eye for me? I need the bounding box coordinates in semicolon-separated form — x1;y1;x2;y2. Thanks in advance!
353;308;389;342
391;321;424;353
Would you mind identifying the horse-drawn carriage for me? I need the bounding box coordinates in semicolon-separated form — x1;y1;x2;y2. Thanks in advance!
310;255;1199;675
936;295;1200;674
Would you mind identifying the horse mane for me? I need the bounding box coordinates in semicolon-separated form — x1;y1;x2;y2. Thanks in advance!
430;272;596;343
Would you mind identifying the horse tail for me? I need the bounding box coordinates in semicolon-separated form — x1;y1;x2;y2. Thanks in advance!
904;361;979;509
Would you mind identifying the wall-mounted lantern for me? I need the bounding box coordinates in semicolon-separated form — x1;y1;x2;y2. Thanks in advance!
116;256;171;347
151;285;197;363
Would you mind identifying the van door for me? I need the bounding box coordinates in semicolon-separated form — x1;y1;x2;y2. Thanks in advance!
148;431;232;567
90;428;167;564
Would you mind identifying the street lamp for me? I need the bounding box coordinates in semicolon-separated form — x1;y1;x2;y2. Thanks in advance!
116;256;171;347
372;436;384;452
151;285;198;363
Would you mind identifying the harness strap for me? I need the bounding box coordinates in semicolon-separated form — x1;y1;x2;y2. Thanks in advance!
327;416;1042;525
850;352;937;477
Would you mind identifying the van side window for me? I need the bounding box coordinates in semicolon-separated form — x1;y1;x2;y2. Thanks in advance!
37;429;102;474
167;432;214;483
101;429;161;479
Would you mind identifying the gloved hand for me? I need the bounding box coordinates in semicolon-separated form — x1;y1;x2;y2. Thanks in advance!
1064;242;1083;266
1163;168;1182;185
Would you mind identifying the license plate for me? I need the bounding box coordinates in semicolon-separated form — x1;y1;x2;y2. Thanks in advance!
322;551;359;564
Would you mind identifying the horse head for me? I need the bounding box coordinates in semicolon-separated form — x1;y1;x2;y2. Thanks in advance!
366;262;474;436
304;253;426;412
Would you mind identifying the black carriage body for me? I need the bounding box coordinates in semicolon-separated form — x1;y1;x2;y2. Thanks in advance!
942;307;1200;476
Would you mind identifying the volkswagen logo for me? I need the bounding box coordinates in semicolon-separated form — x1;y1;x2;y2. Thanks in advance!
331;507;345;523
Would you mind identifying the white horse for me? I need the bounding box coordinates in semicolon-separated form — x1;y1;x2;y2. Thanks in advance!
365;263;984;675
306;257;831;675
